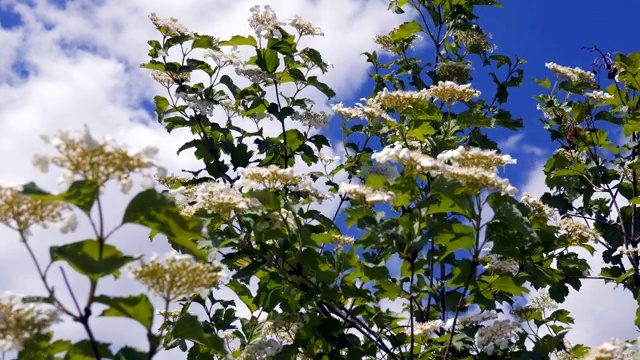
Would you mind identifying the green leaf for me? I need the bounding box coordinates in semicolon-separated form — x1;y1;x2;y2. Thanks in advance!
227;280;257;313
191;35;217;50
50;240;136;280
391;20;423;41
64;340;114;360
173;314;227;353
307;76;336;99
23;180;99;215
256;48;280;73
94;294;154;330
122;189;207;261
219;35;257;47
154;96;169;123
490;275;524;296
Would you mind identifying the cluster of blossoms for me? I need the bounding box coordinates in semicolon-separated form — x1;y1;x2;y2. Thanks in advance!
370;88;432;112
0;183;77;234
331;234;355;246
372;142;441;173
454;27;496;54
545;62;596;83
291;109;332;130
248;5;284;40
127;252;224;302
529;291;558;313
235;165;329;201
407;319;445;339
338;183;395;204
428;81;481;104
149;13;189;35
169;181;260;217
585;90;614;102
521;192;555;221
334;83;481;122
176;91;217;116
436;61;474;84
559;217;600;245
35;126;166;193
238;338;283;360
287;15;324;36
474;319;522;355
235;66;277;85
0;293;61;351
262;312;309;342
448;311;498;329
332;100;395;123
613;246;640;257
484;257;519;275
373;144;517;195
583;338;635;360
204;46;243;68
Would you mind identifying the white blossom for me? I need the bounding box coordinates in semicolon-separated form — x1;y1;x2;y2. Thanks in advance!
474;320;522;355
287;15;324;36
32;154;49;173
585;90;614;102
338;183;395;204
427;81;481;104
248;5;284;40
485;257;519;275
613;246;640;257
545;62;596;83
583;338;634;360
149;13;189;35
235;165;329;202
58;213;78;234
204;47;242;67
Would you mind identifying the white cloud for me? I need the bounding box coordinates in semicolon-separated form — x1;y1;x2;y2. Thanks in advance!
499;133;546;158
0;0;404;357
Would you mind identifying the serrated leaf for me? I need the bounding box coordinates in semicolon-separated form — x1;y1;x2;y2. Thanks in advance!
94;294;154;330
219;35;257;47
122;189;207;261
50;240;136;280
23;180;99;215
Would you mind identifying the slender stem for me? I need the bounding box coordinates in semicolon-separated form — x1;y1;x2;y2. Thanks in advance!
60;267;83;317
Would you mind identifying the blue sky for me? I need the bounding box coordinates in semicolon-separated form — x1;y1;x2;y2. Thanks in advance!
1;0;639;356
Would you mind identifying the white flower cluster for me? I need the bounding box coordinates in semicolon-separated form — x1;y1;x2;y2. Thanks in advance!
204;47;242;67
0;292;61;351
149;13;189;35
545;62;596;83
235;165;329;201
529;291;558;313
331;101;395;123
370;88;432;111
373;144;518;196
372;142;441;173
559;217;600;245
169;181;260;217
484;257;519;275
239;338;283;359
287;15;324;36
583;338;634;360
248;5;284;40
448;311;498;329
474;319;522;355
176;91;216;116
520;192;555;221
613;246;640;257
585;90;614;102
235;66;276;85
338;183;395;204
291;109;331;129
331;234;355;246
36;126;166;193
428;81;482;104
317;152;341;166
438;146;516;170
262;312;309;342
407;320;445;338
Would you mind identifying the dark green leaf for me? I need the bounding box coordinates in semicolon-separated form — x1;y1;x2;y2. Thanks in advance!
50;240;136;280
94;294;154;330
23;180;99;215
